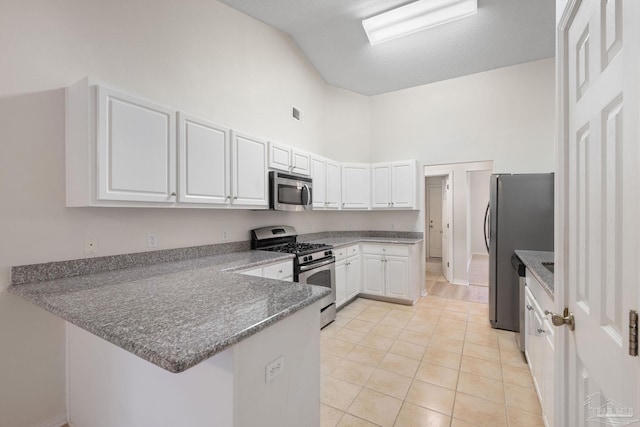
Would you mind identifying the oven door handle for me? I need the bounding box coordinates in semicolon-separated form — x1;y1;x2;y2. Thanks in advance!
298;257;335;272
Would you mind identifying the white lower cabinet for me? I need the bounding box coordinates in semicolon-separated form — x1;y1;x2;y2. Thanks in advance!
524;273;554;427
335;245;361;308
240;260;293;282
361;244;420;303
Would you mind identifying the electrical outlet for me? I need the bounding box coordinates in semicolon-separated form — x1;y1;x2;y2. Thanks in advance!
265;355;284;383
391;223;395;230
222;231;228;240
347;223;352;229
84;236;98;254
147;233;158;248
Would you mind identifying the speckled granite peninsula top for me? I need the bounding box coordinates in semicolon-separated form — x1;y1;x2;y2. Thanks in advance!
8;251;329;373
515;250;554;298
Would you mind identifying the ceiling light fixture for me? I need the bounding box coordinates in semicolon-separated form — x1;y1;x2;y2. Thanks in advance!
362;0;478;46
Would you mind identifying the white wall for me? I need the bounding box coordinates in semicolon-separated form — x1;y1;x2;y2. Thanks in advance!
369;58;556;173
468;170;492;256
0;1;368;425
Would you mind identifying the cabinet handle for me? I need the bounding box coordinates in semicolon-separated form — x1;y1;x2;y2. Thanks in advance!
234;196;238;200
537;328;546;334
278;270;282;274
170;192;176;197
526;305;533;311
226;196;231;200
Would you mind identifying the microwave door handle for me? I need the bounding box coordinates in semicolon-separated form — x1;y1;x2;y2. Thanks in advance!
302;184;311;207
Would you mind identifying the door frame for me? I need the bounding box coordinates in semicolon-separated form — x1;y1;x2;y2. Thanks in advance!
426;183;443;258
556;3;573;426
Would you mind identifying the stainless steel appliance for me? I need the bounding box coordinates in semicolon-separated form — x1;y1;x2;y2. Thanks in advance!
486;173;554;332
269;171;313;211
251;225;335;327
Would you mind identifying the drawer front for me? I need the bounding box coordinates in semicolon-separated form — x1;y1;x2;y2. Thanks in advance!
263;261;293;281
346;244;360;258
334;247;347;262
362;244;408;257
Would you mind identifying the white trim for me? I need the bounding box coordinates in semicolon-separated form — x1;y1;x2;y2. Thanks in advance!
33;414;67;427
423;167;454;284
555;2;580;427
451;279;469;286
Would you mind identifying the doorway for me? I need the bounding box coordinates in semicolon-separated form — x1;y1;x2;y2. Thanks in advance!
466;169;491;287
426;177;443;258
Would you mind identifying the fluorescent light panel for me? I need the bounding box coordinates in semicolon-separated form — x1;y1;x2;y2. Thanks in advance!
363;0;478;45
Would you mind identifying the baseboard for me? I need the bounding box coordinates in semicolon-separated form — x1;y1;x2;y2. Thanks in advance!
472;252;489;258
452;279;470;286
34;413;67;427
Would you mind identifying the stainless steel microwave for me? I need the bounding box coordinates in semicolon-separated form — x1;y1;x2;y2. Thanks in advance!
269;171;313;211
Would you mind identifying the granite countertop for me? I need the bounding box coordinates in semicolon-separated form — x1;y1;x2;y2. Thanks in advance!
515;250;554;298
8;251;329;373
311;236;423;248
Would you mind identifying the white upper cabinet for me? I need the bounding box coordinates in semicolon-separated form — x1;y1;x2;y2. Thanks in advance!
370;160;417;209
268;141;310;176
371;163;392;208
232;131;269;207
325;160;341;209
341;163;370;210
391;161;416;208
67;78;178;206
177;113;230;205
310;156;327;208
310;155;342;209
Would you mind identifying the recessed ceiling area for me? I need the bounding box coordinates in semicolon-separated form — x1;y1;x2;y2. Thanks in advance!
218;0;556;96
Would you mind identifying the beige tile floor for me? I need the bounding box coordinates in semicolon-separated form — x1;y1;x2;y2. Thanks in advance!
320;294;544;427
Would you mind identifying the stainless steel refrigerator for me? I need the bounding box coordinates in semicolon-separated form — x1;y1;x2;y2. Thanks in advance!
486;173;554;331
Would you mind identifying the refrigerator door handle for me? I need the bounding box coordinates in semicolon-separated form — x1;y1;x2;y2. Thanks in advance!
484;202;490;253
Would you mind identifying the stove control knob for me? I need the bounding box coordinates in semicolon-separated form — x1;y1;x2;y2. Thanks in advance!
325;250;332;256
304;256;310;262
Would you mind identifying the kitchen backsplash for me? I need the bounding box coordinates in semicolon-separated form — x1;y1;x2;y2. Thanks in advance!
11;230;423;285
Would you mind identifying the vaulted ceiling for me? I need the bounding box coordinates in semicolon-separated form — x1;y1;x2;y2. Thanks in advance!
219;0;556;95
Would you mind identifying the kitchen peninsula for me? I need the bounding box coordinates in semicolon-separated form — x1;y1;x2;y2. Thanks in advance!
9;246;329;427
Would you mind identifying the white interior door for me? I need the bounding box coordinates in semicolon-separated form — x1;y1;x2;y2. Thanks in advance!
427;186;443;257
560;1;639;425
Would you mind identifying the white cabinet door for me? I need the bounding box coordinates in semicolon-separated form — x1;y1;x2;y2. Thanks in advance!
346;255;361;300
177;113;230;205
371;164;391;209
268;141;291;172
532;309;544;401
391;161;416;209
335;261;347;307
326;160;341;209
96;85;176;203
310;156;326;209
384;255;410;299
232;132;268;207
291;149;310;176
524;289;535;365
362;255;384;296
342;163;370;209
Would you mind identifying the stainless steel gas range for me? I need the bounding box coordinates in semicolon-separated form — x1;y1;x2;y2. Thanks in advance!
251;225;336;328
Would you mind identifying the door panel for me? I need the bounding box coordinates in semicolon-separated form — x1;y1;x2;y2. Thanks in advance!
427;186;443;257
362;255;384;296
385;256;409;299
561;1;639;425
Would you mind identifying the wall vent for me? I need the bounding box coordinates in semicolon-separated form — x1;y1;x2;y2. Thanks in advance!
292;106;303;123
